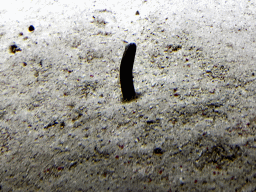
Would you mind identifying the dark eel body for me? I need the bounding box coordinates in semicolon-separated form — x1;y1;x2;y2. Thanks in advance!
120;43;137;101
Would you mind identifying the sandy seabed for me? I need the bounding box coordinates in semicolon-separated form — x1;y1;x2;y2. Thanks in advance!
0;0;256;191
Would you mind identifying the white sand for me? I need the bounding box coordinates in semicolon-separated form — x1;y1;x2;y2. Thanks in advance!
0;0;256;191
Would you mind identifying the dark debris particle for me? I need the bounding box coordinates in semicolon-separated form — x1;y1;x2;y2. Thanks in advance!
19;32;23;36
63;92;70;96
69;162;78;169
172;45;182;51
167;44;173;49
206;103;223;108
44;120;58;129
153;147;164;155
22;62;27;67
135;10;140;15
9;44;22;53
28;25;35;32
98;9;109;12
63;68;73;73
166;44;182;52
57;166;64;171
60;121;65;128
189;46;195;50
146;120;156;124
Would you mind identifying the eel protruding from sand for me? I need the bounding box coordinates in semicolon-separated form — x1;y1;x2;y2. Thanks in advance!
120;43;137;101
